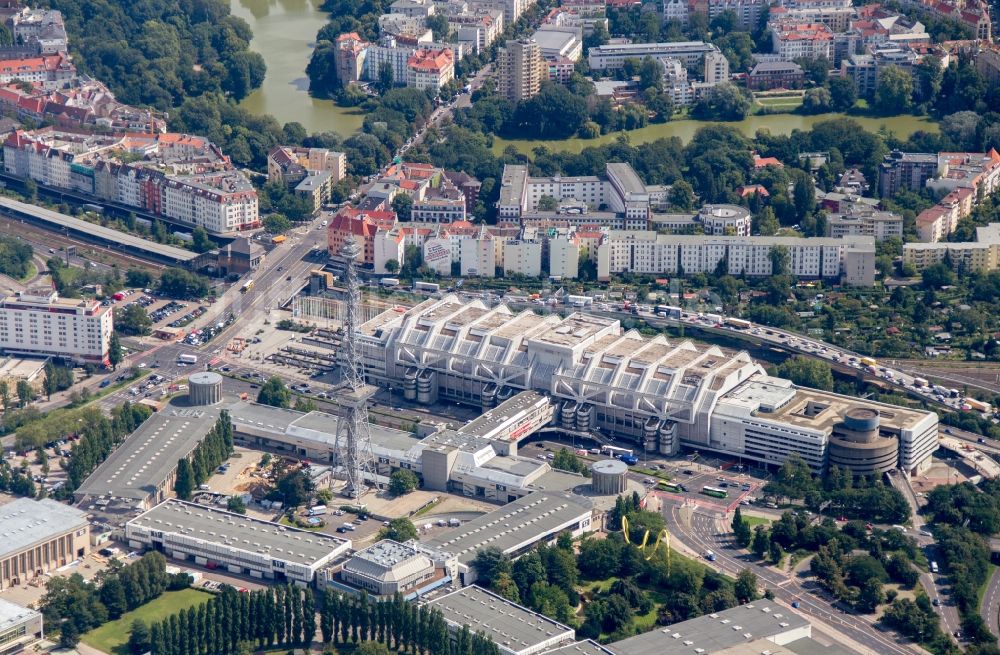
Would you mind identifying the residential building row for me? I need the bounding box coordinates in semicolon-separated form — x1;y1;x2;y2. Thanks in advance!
903;222;1000;272
879;149;1000;242
334;32;457;92
3;128;259;235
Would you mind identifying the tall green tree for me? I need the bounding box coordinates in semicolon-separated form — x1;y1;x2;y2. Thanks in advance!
109;332;124;370
174;458;194;499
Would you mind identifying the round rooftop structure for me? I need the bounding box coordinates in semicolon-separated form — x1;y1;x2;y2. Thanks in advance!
591;459;628;495
188;371;223;406
843;407;880;432
829;407;896;476
698;204;752;237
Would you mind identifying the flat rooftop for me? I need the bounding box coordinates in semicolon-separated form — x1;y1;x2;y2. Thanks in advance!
352;539;422;568
0;498;89;559
0;196;198;263
128;499;349;567
723;375;931;432
425;491;592;563
429;586;574;652
608;603;810;655
458;391;549;440
544;641;616;655
77;405;220;502
0;598;40;633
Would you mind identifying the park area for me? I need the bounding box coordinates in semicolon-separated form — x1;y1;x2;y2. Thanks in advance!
82;589;212;655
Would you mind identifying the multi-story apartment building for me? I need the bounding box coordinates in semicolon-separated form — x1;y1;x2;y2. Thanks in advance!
597;232;876;285
267;146;346;185
497;38;545;101
4;128;258;235
503;240;543;276
770;21;834;59
878;150;938;196
826;208;903;241
904;223;1000;272
587;40;717;70
0;288;113;365
0;52;73;88
451;10;504;53
365;36;427;86
9;7;67;54
327;208;398;266
334;32;369;87
406;48;455;90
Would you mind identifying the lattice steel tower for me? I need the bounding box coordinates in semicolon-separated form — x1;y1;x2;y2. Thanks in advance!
334;235;379;498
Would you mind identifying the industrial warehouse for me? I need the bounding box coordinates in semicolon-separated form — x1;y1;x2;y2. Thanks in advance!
355;295;939;475
124;499;352;585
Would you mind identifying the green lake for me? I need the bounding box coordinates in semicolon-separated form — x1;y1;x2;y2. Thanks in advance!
229;0;365;135
491;113;939;154
228;0;938;146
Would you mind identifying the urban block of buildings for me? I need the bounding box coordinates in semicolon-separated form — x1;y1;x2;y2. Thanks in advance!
903;221;1000;272
880;149;1000;242
0;287;113;366
267;146;347;214
4;128;259;235
0;497;89;591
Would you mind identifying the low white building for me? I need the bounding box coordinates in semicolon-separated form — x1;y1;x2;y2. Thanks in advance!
339;540;436;595
125;499;352;586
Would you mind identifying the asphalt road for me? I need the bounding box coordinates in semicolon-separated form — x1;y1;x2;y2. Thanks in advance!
661;500;926;655
982;566;1000;638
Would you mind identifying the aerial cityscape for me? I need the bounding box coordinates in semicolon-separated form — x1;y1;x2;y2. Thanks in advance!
0;1;998;655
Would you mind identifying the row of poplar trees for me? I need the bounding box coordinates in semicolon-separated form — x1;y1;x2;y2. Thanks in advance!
148;585;501;655
174;411;234;499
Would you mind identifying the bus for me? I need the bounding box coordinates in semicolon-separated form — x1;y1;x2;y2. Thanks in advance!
702;486;729;499
241;279;254;294
601;445;633;458
724;318;752;330
655;305;682;319
657;482;682;493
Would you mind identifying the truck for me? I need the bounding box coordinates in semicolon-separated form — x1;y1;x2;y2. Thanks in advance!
271;235;287;244
414;281;440;294
178;353;198;364
381;278;400;288
932;385;950;397
112;291;127;301
307;505;327;517
566;294;592;307
965;398;993;413
655;305;682;319
859;357;877;367
619;454;639;465
705;313;723;325
601;445;633;458
913;377;928;388
931;561;939;573
704;551;716;561
724;317;752;330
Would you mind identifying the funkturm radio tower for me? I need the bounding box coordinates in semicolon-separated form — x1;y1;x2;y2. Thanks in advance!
334;235;379;498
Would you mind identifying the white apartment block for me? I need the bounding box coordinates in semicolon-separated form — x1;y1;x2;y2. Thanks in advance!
503;240;542;276
0;289;113;365
827;210;903;241
548;237;580;278
375;229;406;274
588;41;718;70
365;38;424;84
460;231;496;276
597;232;876;285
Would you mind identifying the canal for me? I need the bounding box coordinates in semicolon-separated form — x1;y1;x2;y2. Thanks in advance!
228;0;364;135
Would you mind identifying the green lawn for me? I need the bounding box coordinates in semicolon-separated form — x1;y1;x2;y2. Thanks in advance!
743;515;772;529
82;589;212;655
